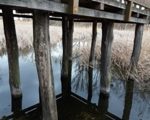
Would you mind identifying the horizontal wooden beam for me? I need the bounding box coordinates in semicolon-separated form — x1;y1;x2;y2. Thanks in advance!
0;0;149;24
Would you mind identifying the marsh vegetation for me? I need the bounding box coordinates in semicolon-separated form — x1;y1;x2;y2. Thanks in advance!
0;19;149;90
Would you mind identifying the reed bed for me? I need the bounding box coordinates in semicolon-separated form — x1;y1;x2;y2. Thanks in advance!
0;20;149;89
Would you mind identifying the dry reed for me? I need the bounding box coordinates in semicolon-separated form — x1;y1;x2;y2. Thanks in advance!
0;20;149;89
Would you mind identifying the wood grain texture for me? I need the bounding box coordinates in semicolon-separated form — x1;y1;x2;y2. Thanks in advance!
2;8;22;97
0;0;149;23
33;11;58;120
61;17;74;100
130;24;144;69
100;21;114;95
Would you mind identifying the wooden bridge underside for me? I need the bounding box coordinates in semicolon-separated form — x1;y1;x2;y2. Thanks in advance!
0;0;150;24
0;0;148;120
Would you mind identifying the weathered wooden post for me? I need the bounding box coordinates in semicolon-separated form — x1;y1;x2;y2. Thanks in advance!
68;18;74;96
61;17;74;100
61;16;69;99
2;8;22;98
122;23;144;120
100;21;114;95
98;93;109;119
130;24;144;70
33;11;58;120
87;20;97;102
124;0;133;21
11;95;22;118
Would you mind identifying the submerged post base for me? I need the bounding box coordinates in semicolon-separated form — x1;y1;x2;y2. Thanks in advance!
11;86;22;98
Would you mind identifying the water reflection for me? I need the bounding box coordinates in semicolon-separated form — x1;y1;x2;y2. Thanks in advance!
0;46;150;120
122;79;134;120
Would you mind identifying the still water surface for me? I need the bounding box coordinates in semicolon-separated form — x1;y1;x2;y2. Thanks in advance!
0;43;150;120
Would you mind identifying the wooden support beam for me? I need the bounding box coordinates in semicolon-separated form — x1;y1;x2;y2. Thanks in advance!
124;0;133;21
11;95;22;118
98;92;109;119
2;8;22;98
33;10;58;120
87;20;97;102
0;0;149;24
61;16;74;100
69;0;79;14
130;24;144;70
68;19;74;92
61;0;79;13
100;21;114;95
61;16;69;99
122;24;144;120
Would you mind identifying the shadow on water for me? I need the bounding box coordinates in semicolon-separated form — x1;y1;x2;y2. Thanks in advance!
0;45;150;120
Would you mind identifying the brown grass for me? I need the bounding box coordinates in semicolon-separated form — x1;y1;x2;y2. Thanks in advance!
0;20;149;89
73;25;150;89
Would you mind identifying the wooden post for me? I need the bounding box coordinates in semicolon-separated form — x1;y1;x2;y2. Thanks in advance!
122;79;134;120
61;17;74;100
98;93;109;119
69;0;79;14
68;18;74;94
2;8;22;98
124;0;133;21
100;21;114;95
11;95;22;118
130;24;144;70
61;16;69;99
122;24;144;120
87;21;97;102
33;11;58;120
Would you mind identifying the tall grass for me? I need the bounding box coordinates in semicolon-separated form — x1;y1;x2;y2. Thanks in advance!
0;20;149;89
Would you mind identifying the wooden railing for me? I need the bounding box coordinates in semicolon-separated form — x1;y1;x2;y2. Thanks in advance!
64;0;150;21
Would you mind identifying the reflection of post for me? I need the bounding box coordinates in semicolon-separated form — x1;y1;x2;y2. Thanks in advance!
122;79;134;120
2;8;22;98
61;17;74;100
100;21;114;95
33;11;58;120
11;95;22;118
98;93;109;119
88;21;97;102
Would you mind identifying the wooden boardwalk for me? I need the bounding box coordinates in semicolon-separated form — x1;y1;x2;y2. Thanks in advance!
0;0;148;120
0;0;149;23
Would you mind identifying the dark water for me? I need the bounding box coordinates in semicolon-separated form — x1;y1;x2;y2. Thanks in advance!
0;43;150;120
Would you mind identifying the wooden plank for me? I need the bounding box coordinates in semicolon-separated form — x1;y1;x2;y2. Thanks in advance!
33;10;58;120
0;0;149;23
100;21;114;94
124;0;133;21
2;8;22;98
92;0;126;9
128;0;150;9
93;0;149;16
87;20;97;102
